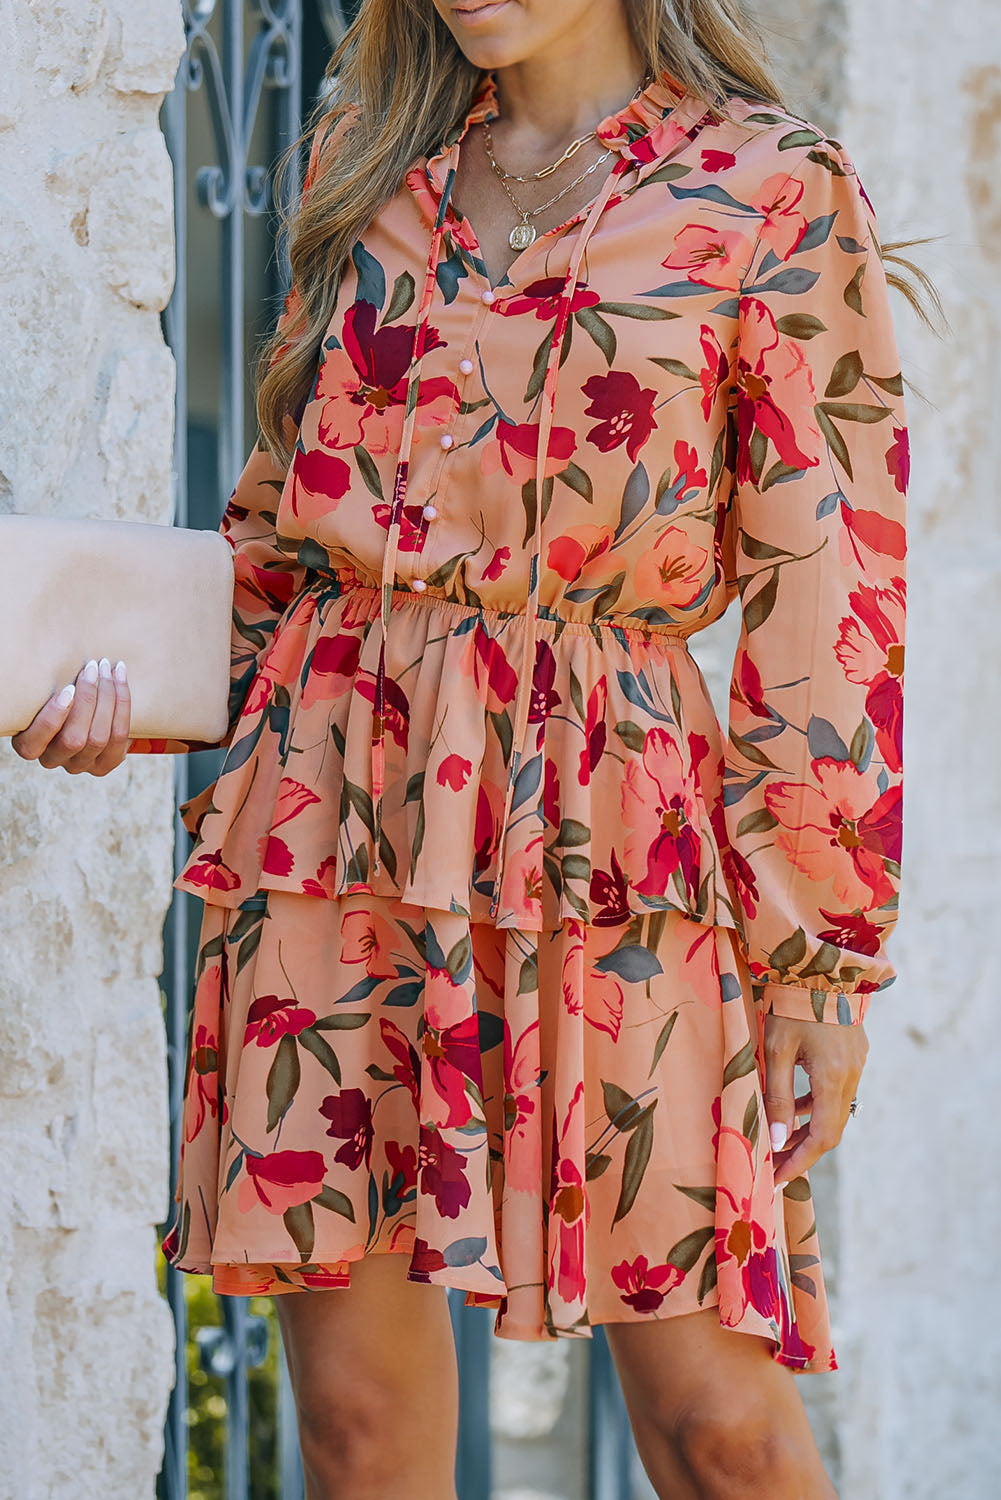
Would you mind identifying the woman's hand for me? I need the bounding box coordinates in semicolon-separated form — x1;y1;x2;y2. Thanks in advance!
11;658;131;776
763;1014;868;1186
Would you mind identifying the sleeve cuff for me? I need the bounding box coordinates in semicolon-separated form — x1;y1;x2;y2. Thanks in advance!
754;982;869;1026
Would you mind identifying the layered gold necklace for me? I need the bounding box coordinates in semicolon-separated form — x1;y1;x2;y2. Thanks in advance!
481;74;651;251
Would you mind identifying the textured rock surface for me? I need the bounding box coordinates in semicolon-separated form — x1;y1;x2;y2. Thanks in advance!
0;3;183;1499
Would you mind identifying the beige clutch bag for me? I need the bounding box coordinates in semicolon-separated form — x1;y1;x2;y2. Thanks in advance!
0;513;235;742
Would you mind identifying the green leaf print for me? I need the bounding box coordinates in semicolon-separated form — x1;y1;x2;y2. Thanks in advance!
266;1033;301;1131
648;1010;679;1076
768;927;808;972
775;313;827;340
283;1201;315;1263
382;269;416;324
674;1183;716;1213
575;306;616;365
697;1252;719;1305
721;1039;757;1089
824;350;864;398
595;944;663;983
353;444;384;501
296;1030;342;1083
600;1081;648;1133
313;1184;356;1221
667;1225;715;1273
613;1101;656;1225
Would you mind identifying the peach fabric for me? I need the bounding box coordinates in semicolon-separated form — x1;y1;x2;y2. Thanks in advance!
146;70;908;1372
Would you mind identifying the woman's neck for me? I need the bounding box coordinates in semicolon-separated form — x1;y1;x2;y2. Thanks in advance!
490;15;647;159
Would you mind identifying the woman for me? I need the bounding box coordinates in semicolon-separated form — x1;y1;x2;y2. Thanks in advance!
14;1;912;1496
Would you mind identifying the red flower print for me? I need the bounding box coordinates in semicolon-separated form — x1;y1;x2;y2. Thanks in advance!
673;440;707;495
839;499;907;568
764;757;901;910
409;1235;448;1281
371;500;429;553
259;835;294;877
735;297;823;477
386;1140;418;1195
662;222;754;291
578;676;608;786
302;855;338;899
581;371;658;463
419;1125;472;1219
422;1011;479;1128
622;728;702;902
503;1017;542;1193
482;545;510;581
379;1018;421;1113
494;276;600;321
241;1149;327;1216
271;778;322;828
835;577;905;772
548;1080;588;1307
529;640;561;727
612;1255;685;1312
355;670;410;750
481;419;577;487
698;324;731;420
244;995;317;1047
543;758;561;828
885;424;910;494
182;851;241;894
473;780;502;881
186;1015;221;1143
730;645;771;721
287;442;352;524
589;848;630;926
319;1087;375;1170
301;633;362;709
500;839;544;920
437;754;473;791
341;907;398;980
314;300;456;455
701;148;736;174
459;623;518;713
634;524;709;609
230;555;298;616
817;907;883;957
749;172;809;261
546;524;615;585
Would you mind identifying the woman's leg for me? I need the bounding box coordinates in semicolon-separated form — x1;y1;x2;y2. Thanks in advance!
274;1253;460;1500
606;1309;838;1500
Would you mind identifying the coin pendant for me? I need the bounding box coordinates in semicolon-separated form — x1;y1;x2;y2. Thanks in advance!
509;219;537;251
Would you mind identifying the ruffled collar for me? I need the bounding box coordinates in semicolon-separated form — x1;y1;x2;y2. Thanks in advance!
437;66;710;172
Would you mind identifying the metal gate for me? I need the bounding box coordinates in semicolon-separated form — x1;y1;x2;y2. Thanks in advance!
157;5;636;1496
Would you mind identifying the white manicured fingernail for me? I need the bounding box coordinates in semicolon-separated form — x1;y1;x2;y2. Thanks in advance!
98;657;112;679
769;1122;788;1152
83;659;99;684
56;684;76;708
114;661;127;683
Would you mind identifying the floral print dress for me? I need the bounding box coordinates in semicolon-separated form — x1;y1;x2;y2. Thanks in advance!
141;69;908;1373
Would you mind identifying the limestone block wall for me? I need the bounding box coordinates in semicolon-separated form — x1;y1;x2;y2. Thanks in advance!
0;4;184;1499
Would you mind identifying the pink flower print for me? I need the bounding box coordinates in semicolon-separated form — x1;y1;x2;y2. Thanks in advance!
379;1018;421;1113
341;908;398;980
183;851;241;894
698;324;731;420
621;728;702;902
839;499;907;569
319;1087;375;1170
418;1125;472;1219
835;578;905;772
714;1124;778;1327
437;754;473;791
314;300;456;455
559;929;624;1041
500;838;544;921
186;1016;221;1143
581;371;658;463
244;995;317;1048
634;524;709;609
662;222;754;291
481;419;577;487
764;757;901;910
301;855;338;900
459;623;518;713
749;172;809;262
548;1080;587;1307
612;1255;685;1312
421;1011;479;1128
503;1018;543;1193
735;297;823;477
578;676;608;786
271;778;322;828
239;1149;326;1216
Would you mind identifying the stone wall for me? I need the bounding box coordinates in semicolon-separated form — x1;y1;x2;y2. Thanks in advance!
0;4;184;1498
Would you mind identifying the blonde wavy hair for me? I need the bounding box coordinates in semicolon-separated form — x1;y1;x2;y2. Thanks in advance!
257;0;941;466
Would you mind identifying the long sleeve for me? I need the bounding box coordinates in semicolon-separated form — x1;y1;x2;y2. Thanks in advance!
721;134;908;1026
129;109;352;757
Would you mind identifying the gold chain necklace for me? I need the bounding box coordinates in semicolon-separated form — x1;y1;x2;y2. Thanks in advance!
480;73;652;251
483;129;613;250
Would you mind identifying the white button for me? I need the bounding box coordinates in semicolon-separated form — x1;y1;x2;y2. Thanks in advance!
412;577;427;593
459;358;474;375
439;433;454;449
422;504;438;521
480;289;496;304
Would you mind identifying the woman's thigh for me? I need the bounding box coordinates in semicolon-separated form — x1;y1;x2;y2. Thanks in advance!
606;1308;837;1500
274;1253;460;1500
